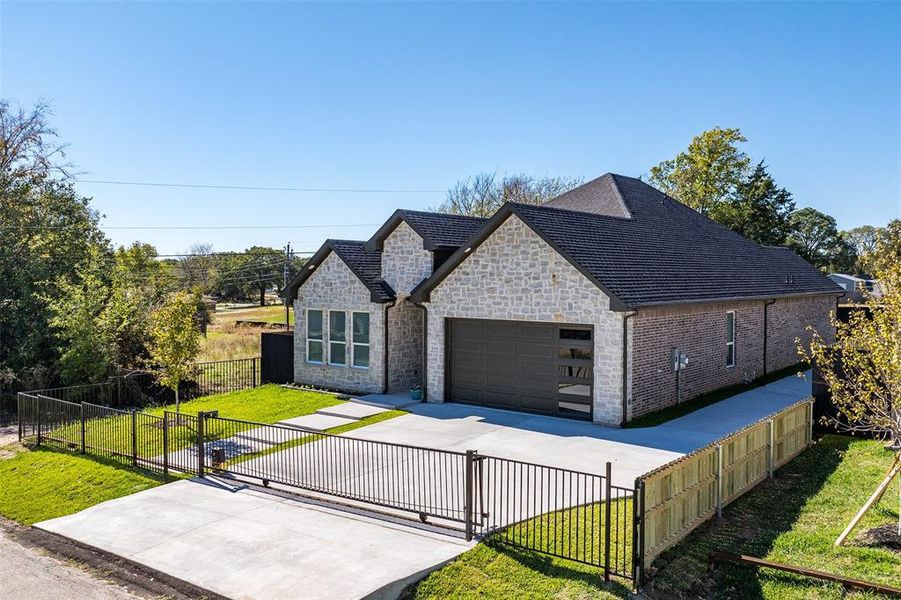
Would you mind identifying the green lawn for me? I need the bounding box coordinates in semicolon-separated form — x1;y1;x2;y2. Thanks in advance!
0;446;164;525
647;435;901;599
627;362;808;428
406;498;633;599
43;385;344;457
143;384;341;422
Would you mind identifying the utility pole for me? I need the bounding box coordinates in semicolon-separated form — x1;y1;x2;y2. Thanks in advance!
283;242;291;331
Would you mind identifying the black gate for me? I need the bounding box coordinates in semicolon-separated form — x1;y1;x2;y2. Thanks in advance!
261;331;294;384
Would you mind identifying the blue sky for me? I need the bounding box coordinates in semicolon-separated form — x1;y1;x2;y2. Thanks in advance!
2;1;898;255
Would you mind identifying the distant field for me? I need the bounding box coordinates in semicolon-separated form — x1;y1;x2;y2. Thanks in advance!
199;306;292;361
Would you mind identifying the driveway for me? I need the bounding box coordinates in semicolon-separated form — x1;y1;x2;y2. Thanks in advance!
36;478;472;600
34;372;811;600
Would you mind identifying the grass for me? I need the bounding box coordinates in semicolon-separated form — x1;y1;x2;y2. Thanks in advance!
406;498;634;599
626;362;809;428
647;434;901;599
46;385;347;458
143;384;341;423
197;305;290;362
0;445;164;525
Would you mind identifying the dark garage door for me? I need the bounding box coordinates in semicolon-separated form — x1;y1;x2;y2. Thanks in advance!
446;319;594;419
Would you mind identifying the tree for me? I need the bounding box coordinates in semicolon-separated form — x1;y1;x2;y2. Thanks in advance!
0;100;109;388
649;127;751;215
801;262;901;532
44;248;116;385
148;291;202;414
434;172;583;217
842;225;880;268
786;207;856;271
43;242;171;384
708;161;796;245
861;220;901;278
178;243;215;290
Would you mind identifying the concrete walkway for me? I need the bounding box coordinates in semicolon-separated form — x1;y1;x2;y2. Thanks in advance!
36;479;472;600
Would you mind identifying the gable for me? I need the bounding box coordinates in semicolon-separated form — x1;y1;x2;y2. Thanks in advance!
296;251;372;306
381;221;432;296
429;214;613;311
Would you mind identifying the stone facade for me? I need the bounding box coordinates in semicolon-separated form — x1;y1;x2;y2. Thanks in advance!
629;295;836;419
382;222;432;296
387;300;423;392
293;252;385;393
425;215;625;425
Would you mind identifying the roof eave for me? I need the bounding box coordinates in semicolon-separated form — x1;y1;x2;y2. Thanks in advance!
631;289;845;310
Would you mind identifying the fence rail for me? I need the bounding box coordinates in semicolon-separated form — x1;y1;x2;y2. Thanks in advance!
20;357;261;410
633;398;814;582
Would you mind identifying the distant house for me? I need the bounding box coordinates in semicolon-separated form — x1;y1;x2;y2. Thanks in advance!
828;273;879;303
286;174;841;426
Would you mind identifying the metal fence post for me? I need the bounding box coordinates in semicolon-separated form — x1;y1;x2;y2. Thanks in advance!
464;450;475;541
604;461;612;582
637;479;646;587
131;409;138;467
196;412;206;478
715;444;724;519
80;403;86;454
17;395;23;442
163;412;169;480
36;396;42;447
767;419;775;478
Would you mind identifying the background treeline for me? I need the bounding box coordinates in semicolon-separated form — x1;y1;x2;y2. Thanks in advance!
436;127;892;277
0;102;302;396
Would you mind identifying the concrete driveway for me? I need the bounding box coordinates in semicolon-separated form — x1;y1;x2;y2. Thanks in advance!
34;372;811;600
36;478;472;600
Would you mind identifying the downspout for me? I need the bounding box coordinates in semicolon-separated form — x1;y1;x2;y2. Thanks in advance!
621;311;637;427
382;300;397;394
763;299;775;375
411;300;428;402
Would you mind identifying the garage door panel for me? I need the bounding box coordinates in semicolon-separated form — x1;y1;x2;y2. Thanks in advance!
447;319;592;420
481;390;517;407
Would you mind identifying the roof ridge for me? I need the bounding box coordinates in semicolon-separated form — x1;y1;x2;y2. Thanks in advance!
398;208;488;221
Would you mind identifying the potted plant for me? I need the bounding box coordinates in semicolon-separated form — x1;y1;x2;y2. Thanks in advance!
410;383;422;401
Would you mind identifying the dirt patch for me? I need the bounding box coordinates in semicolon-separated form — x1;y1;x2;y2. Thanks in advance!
0;424;18;448
0;516;223;599
856;524;901;553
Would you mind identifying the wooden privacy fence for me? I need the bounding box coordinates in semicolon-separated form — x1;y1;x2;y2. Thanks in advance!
634;398;813;582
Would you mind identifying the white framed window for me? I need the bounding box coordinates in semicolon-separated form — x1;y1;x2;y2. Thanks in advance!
328;311;347;366
352;312;370;369
725;311;736;367
306;309;324;364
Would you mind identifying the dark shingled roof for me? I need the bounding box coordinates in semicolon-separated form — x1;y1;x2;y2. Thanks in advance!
285;239;395;303
414;174;842;308
543;174;632;218
366;209;487;251
398;210;488;248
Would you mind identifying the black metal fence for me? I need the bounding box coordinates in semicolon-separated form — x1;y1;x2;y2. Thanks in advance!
17;392;637;583
21;357;261;410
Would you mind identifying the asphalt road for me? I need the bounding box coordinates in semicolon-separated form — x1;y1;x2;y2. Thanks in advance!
0;528;142;600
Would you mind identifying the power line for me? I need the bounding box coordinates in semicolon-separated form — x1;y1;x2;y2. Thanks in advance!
75;179;446;194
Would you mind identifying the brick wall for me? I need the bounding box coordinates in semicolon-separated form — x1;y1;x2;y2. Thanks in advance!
293;252;385;393
766;295;836;371
629;295;836;419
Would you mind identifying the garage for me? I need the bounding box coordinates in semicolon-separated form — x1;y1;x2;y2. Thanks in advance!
446;318;594;419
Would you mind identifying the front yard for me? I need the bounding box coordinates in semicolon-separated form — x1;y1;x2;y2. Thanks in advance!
5;385;403;525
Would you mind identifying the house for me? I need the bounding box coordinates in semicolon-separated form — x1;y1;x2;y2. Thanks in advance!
828;273;879;303
286;174;842;426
